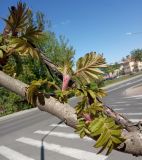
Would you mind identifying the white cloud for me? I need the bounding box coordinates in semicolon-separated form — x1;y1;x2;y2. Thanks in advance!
53;20;71;28
125;32;132;35
60;20;71;25
126;31;142;35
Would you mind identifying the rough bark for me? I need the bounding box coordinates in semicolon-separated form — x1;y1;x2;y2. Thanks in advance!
0;70;142;156
103;104;139;132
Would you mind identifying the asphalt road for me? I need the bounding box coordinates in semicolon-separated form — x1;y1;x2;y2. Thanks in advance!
0;75;142;160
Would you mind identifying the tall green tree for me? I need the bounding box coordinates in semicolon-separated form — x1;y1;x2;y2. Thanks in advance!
0;2;75;115
131;49;142;61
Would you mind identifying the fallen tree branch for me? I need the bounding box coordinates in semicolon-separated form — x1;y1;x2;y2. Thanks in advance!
40;52;63;80
0;70;142;156
40;52;140;132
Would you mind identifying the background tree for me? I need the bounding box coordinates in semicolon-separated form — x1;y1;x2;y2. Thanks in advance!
130;49;142;72
131;49;142;62
0;4;75;116
102;62;120;78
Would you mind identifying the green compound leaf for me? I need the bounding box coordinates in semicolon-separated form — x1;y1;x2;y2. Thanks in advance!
75;118;90;139
2;2;29;33
88;118;104;136
75;98;87;114
95;129;111;148
88;102;103;115
55;89;75;103
23;25;43;43
0;49;3;58
87;89;96;99
26;79;47;106
88;116;125;155
9;37;40;59
74;52;107;83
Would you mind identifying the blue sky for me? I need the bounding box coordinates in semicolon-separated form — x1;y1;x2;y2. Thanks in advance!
0;0;142;64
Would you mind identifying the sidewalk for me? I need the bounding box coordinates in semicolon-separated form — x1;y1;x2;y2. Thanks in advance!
102;74;142;90
125;83;142;96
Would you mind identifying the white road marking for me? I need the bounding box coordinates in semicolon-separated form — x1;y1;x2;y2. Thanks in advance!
135;97;142;99
107;78;142;93
111;103;142;107
34;130;91;141
119;103;130;106
126;82;131;85
115;101;127;104
124;95;142;99
130;119;142;122
113;108;124;111
16;137;107;160
114;107;142;110
110;104;130;107
123;112;142;116
0;146;34;160
50;124;68;128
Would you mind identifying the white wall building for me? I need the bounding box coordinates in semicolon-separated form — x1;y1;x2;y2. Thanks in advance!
120;60;142;74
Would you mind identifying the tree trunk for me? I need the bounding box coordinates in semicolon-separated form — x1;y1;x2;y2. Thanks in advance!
0;70;142;156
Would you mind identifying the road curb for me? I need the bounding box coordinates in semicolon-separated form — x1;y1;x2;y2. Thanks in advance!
0;107;38;122
102;74;142;90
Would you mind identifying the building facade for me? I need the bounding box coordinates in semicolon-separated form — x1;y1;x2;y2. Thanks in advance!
120;60;142;74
